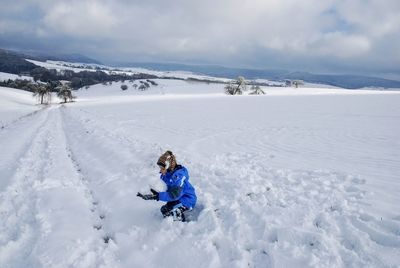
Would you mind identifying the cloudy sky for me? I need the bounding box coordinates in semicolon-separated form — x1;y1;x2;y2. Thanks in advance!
0;0;399;76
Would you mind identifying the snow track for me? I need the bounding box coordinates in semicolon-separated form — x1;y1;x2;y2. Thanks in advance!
0;107;49;189
0;108;50;267
0;106;118;267
0;108;43;130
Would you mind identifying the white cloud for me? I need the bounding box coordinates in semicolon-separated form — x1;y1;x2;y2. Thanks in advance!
336;0;400;37
313;32;371;58
0;19;34;34
1;0;399;74
41;1;118;37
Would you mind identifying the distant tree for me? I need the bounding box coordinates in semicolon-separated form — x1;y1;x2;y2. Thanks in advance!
224;82;236;95
224;76;246;95
33;84;51;104
31;68;58;83
121;84;128;91
146;79;158;86
292;80;304;88
57;84;74;103
47;80;61;92
138;84;147;91
62;69;75;79
132;84;138;89
69;77;81;89
249;85;265;95
23;81;37;92
237;76;247;90
138;81;150;91
0;78;40;93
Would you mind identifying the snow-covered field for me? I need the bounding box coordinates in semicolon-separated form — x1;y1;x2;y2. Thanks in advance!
0;86;40;127
0;79;400;268
0;72;33;82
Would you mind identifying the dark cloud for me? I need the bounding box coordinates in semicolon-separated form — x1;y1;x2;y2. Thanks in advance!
1;0;399;76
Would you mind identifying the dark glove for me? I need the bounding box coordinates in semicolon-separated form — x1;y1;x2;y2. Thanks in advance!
137;188;159;201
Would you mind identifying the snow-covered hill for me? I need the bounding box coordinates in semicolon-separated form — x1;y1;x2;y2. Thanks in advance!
25;59;231;83
0;72;33;82
0;86;39;127
0;81;399;268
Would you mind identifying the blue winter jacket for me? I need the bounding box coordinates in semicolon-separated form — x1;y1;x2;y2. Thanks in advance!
158;165;197;209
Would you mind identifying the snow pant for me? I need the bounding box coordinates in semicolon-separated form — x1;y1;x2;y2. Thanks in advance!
160;200;189;221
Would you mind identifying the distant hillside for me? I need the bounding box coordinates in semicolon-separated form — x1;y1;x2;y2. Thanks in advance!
10;49;102;64
0;48;102;76
284;72;400;89
121;62;400;89
0;49;37;74
31;52;102;65
0;49;157;91
2;47;399;89
119;62;289;80
1;48;101;65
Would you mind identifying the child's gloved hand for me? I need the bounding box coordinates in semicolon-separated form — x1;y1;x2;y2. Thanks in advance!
137;188;159;201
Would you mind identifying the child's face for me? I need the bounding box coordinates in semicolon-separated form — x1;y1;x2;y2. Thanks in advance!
159;165;167;175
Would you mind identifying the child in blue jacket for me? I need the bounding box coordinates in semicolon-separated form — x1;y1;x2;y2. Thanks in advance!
137;151;197;221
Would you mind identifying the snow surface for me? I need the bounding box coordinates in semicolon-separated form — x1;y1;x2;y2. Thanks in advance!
0;72;33;82
0;80;400;268
0;86;40;127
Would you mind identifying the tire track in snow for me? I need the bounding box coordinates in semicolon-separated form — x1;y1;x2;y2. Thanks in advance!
0;106;119;268
60;106;160;266
0;106;45;131
59;107;224;267
0;107;52;267
63;137;114;245
60;106;161;188
32;106;119;267
0;106;50;190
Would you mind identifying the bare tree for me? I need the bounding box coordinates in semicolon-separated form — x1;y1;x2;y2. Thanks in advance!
138;84;147;91
138;81;150;91
57;84;74;103
292;80;304;88
224;76;247;95
249;85;265;95
33;84;51;104
224;82;237;95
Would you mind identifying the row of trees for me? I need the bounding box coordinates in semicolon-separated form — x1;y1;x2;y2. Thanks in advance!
0;78;74;104
33;82;75;104
30;67;158;90
224;76;265;95
121;79;158;91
